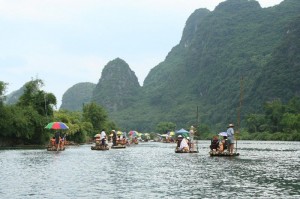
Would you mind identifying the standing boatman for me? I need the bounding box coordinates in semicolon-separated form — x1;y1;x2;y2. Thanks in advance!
112;130;117;146
226;124;235;155
100;129;106;146
55;131;60;151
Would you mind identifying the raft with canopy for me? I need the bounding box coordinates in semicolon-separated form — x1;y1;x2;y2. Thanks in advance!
174;130;199;153
45;122;68;151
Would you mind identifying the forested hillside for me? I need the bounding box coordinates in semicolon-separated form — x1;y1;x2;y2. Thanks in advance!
60;82;96;111
61;0;300;132
92;58;141;112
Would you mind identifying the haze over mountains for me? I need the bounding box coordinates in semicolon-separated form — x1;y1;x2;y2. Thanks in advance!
7;0;300;131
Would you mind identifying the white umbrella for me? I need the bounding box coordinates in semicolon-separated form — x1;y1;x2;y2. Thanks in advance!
218;132;227;136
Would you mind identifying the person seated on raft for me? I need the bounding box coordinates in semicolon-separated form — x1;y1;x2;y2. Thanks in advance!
122;136;127;145
111;130;117;146
50;136;56;147
179;137;189;152
59;134;65;149
210;135;220;152
219;136;228;153
117;135;121;143
95;135;101;145
176;135;183;149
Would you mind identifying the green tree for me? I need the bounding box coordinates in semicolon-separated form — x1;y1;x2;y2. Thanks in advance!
155;122;176;134
264;99;285;132
0;81;8;105
82;102;109;132
196;124;211;139
13;78;57;144
280;113;300;133
17;79;57;117
286;97;300;113
245;113;266;133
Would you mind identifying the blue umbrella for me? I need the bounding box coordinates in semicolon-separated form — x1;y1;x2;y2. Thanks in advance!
175;128;189;138
176;128;189;133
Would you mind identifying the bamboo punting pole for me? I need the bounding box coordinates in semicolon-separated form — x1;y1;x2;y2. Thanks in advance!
236;77;244;153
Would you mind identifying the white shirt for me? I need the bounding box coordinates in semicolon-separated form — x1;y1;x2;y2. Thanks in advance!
100;131;106;140
180;138;189;150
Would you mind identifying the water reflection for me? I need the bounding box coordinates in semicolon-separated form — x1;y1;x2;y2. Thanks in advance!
0;141;299;198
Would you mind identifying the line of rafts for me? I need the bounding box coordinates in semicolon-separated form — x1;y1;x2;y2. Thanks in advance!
91;138;138;151
174;136;240;156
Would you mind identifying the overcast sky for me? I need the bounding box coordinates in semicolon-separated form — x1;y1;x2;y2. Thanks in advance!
0;0;283;108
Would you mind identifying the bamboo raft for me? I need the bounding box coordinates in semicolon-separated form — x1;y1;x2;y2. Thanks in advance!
47;146;65;151
91;144;109;150
111;144;126;149
175;147;199;153
175;150;199;153
209;151;240;156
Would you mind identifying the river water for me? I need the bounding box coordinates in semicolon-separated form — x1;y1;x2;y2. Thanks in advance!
0;141;299;199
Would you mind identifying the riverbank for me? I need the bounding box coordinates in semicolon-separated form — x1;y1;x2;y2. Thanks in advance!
202;131;300;141
0;145;46;150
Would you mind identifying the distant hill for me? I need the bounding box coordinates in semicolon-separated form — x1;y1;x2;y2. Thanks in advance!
4;86;25;105
91;58;141;112
61;0;300;131
60;82;96;111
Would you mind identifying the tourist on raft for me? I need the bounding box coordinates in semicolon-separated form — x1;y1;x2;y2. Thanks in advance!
179;137;189;152
50;136;56;147
176;135;183;148
100;129;107;145
59;134;66;149
219;136;228;152
210;135;220;151
226;123;235;154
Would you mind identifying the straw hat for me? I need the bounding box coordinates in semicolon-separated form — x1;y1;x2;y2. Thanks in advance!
228;124;234;128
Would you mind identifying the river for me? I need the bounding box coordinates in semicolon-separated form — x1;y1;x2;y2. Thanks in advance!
0;141;299;199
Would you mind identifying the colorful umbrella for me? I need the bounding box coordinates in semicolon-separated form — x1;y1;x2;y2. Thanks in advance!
129;130;138;137
45;122;69;130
